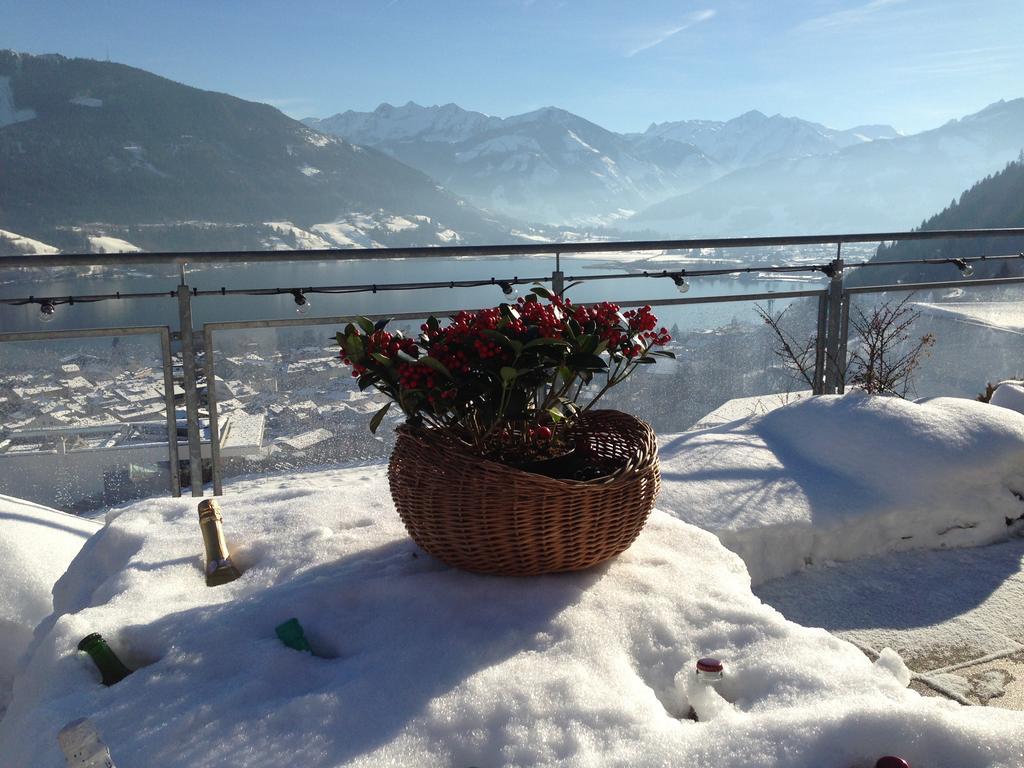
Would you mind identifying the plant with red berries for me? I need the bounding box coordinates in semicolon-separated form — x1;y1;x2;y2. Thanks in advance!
336;287;673;467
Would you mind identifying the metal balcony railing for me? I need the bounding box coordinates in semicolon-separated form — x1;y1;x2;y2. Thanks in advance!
2;228;1024;506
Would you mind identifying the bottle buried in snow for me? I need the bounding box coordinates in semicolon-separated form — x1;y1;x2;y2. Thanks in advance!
58;717;117;767
77;633;132;687
695;657;724;682
686;657;727;722
275;618;313;654
198;499;242;587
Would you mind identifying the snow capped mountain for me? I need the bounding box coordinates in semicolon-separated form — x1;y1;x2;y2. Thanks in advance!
630;98;1024;237
640;110;901;169
306;102;909;227
0;52;522;251
309;103;719;224
305;101;502;145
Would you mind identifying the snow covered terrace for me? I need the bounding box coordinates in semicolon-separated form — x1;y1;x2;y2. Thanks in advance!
3;229;1024;767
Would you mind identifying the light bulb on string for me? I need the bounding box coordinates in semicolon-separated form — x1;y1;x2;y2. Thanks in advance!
497;280;517;297
291;289;311;315
39;300;56;323
672;274;690;294
953;258;974;277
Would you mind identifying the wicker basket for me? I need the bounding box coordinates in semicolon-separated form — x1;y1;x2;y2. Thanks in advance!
387;410;660;576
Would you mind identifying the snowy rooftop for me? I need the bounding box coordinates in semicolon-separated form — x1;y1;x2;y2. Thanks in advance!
1;393;1024;766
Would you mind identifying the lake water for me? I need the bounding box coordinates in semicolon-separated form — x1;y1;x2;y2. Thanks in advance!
0;253;828;335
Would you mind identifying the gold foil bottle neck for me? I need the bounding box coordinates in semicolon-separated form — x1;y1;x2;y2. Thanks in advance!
198;498;222;521
197;499;240;587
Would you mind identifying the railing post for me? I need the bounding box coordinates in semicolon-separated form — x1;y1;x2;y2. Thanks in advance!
176;283;204;497
159;326;182;497
551;252;564;297
204;325;224;496
813;293;828;395
837;292;850;395
822;247;846;394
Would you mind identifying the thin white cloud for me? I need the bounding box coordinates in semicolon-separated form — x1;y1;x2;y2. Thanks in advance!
626;10;716;58
894;46;1023;77
797;0;907;32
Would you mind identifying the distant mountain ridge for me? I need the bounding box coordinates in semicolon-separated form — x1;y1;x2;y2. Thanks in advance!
306;102;907;226
307;101;503;145
0;51;522;253
630;98;1024;236
637;110;901;169
309;102;720;224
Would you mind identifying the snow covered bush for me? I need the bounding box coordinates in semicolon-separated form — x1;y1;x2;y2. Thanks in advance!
657;393;1024;583
0;495;99;716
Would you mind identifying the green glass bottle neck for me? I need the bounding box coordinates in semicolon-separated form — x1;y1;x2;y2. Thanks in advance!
83;639;132;684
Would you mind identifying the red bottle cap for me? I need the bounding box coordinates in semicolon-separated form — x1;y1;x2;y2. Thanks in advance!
696;657;723;673
875;758;910;768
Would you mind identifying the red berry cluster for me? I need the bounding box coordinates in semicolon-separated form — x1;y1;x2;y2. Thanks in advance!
335;295;673;439
511;295;565;338
623;306;671;357
342;330;418;379
421;308;513;373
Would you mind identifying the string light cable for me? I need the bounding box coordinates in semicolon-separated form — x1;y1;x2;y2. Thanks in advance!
3;252;1022;313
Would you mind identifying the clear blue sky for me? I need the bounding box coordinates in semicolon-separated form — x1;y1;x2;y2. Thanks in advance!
3;0;1021;134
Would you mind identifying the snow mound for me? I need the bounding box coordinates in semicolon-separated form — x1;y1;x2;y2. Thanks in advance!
86;235;142;254
658;393;1024;584
0;228;60;256
990;380;1024;416
1;467;1021;767
0;495;100;716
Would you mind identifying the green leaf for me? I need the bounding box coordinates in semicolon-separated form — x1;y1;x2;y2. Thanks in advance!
346;336;365;360
501;304;521;321
369;401;392;434
593;339;609;356
355;316;375;334
509;339;523;354
374;318;391;331
650;350;676;359
576;334;597;355
357;374;376;391
418;356;452;378
634;356;656;364
370;352;392;366
546;407;565;423
568;353;608;370
558;365;574;385
396;349;418;364
530;286;554;300
522;337;571;351
500;366;518;384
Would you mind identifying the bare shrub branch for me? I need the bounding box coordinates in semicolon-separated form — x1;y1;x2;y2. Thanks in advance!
846;295;935;397
757;295;935;398
755;304;816;389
